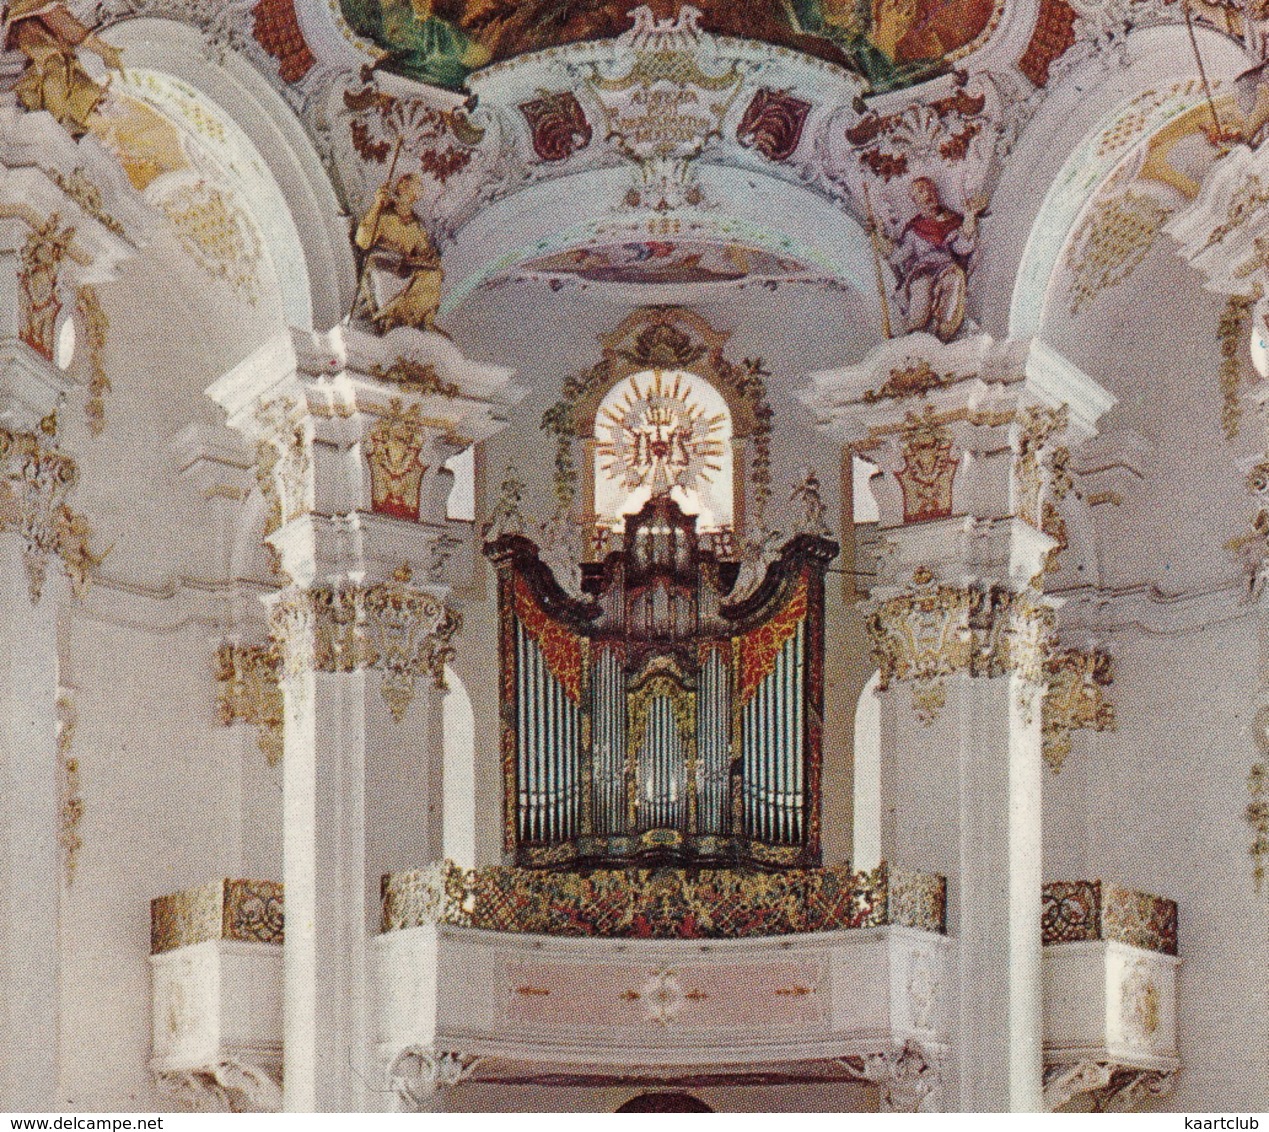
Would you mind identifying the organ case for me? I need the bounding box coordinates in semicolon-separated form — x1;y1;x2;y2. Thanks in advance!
486;496;837;870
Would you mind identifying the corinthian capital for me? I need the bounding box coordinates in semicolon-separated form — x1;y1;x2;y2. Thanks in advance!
0;424;100;602
268;575;460;721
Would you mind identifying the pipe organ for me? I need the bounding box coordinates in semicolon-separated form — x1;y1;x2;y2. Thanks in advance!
488;496;837;870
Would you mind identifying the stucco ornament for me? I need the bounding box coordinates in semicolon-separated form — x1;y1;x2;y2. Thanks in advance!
869;570;1056;725
580;6;748;212
268;580;460;722
390;1047;480;1110
215;643;284;765
0;426;102;602
836;1042;944;1112
19;213;75;360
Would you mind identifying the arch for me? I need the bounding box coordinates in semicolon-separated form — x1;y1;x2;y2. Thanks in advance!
852;671;882;872
440;163;883;324
102;18;356;331
542;306;776;541
616;1091;714;1113
971;23;1252;339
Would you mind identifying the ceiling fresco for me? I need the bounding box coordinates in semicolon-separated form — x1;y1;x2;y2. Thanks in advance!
509;241;821;287
337;0;1004;94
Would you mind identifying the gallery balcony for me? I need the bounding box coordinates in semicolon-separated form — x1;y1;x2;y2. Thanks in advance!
148;870;1179;1111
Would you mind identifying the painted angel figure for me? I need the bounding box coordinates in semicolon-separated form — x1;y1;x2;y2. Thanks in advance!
354;171;444;334
5;1;123;139
878;176;985;343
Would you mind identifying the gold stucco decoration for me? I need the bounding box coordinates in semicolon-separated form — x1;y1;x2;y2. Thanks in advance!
47;167;124;237
1248;703;1269;892
862;360;959;403
77;285;111;437
369;357;459;399
1218;293;1255;440
380;860;947;940
215;642;284;766
1042;649;1115;773
19;213;75;361
161;181;263;303
1065;191;1174;316
895;407;959;524
150;879;284;955
868;578;1057;725
58;692;82;887
268;581;460;721
0;426;103;602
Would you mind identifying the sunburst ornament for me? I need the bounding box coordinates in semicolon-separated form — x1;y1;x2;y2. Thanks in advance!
596;370;727;502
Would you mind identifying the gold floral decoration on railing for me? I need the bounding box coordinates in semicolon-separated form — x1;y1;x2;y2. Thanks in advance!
151;879;284;955
380;860;947;940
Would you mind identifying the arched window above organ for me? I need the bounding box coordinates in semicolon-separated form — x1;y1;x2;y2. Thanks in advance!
592;368;734;538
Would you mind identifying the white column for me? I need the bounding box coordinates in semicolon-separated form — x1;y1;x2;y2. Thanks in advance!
801;333;1114;1111
209;326;519;1112
0;535;60;1109
0;103;147;1111
0;353;73;1111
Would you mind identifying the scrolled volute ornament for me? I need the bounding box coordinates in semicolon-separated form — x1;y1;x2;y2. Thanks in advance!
389;1046;480;1111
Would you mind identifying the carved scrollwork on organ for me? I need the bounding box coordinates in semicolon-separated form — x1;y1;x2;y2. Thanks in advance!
485;494;838;870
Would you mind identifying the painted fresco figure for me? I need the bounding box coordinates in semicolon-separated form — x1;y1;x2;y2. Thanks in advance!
355;171;445;334
342;0;490;89
5;1;123;139
880;176;983;342
339;0;998;94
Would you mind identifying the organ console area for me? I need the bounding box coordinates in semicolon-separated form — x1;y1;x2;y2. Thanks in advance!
485;494;838;870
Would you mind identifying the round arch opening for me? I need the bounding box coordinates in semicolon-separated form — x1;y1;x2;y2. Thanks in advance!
616;1092;715;1113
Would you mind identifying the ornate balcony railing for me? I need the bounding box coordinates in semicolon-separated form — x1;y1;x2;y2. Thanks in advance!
1041;880;1177;955
150;878;284;954
379;861;946;939
147;874;1180;1112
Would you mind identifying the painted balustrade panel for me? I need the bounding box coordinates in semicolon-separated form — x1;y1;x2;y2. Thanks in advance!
374;922;955;1068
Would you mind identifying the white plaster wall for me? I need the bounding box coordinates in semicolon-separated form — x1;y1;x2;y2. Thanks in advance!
57;611;257;1110
1073;615;1269;1111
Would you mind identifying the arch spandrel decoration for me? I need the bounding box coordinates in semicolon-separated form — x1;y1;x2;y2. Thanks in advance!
541;306;774;551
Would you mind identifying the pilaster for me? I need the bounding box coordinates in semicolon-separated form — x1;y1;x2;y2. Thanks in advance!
801;333;1114;1112
208;324;519;1112
0;120;142;1109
